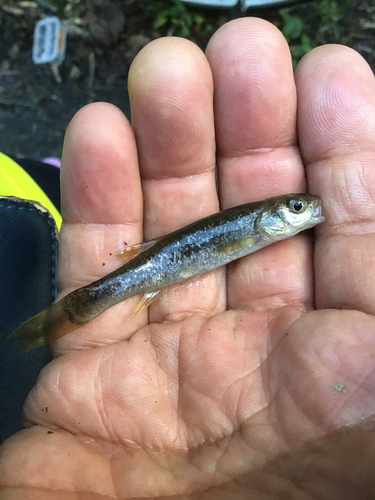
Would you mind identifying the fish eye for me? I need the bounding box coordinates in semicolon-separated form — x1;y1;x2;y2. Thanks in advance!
288;199;306;213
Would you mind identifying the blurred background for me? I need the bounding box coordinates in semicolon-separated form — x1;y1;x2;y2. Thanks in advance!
0;0;374;160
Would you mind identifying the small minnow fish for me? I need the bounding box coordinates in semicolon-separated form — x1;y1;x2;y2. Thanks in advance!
8;194;325;351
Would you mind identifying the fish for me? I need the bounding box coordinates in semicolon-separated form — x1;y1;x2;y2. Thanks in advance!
8;193;325;351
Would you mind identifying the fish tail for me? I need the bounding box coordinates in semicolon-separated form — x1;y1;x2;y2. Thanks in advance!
7;300;79;352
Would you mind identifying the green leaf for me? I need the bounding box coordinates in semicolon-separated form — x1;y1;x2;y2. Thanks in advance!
154;13;169;29
282;16;303;40
300;34;312;52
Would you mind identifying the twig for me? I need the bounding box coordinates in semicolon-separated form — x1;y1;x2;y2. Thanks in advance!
34;0;57;12
0;97;33;107
88;52;95;91
51;65;62;84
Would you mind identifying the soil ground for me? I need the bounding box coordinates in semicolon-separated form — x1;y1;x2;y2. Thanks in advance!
0;0;374;160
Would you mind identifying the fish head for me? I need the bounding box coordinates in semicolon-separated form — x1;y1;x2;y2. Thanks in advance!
255;194;325;239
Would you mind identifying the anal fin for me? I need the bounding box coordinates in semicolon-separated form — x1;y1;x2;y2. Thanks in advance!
127;290;164;321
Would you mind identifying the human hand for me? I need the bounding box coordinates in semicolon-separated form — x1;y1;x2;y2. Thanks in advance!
1;18;375;500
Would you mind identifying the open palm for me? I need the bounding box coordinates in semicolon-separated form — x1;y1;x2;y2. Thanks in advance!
2;18;375;500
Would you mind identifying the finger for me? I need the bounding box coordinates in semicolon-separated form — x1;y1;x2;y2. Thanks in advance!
296;45;375;314
128;38;225;323
206;18;313;312
56;102;144;353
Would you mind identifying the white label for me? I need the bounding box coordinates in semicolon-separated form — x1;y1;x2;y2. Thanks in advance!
32;16;67;65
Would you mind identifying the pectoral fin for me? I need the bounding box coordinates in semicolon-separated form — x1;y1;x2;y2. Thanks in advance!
213;236;258;256
116;237;162;262
127;290;164;321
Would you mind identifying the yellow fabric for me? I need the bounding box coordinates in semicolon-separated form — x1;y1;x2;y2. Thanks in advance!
0;152;62;229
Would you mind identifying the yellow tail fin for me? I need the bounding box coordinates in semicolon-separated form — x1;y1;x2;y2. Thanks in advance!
7;300;79;352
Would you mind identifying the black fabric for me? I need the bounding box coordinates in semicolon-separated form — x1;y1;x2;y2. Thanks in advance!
0;197;56;442
10;156;61;212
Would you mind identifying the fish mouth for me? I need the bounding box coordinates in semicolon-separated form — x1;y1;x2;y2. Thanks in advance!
311;198;325;225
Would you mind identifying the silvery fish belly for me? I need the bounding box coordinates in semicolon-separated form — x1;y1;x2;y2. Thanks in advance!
8;193;325;351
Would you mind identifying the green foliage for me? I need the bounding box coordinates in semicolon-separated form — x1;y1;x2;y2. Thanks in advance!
279;8;304;41
277;0;353;68
289;34;313;64
314;0;354;44
317;0;342;22
148;0;204;38
277;7;313;67
146;0;357;67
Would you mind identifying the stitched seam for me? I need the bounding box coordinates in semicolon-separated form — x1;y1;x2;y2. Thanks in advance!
2;200;58;304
